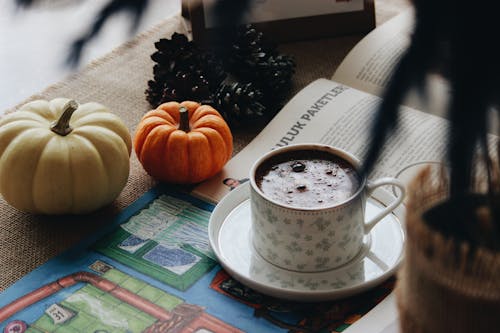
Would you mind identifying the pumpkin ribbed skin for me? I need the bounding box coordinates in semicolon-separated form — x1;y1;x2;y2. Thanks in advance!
0;98;132;214
134;101;233;184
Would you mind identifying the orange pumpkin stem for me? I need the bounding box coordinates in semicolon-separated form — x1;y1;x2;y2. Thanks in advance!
178;106;190;133
50;100;79;136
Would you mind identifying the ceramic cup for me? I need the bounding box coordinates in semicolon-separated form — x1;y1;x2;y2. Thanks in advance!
249;144;405;272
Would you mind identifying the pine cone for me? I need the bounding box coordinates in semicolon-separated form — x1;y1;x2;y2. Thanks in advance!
145;33;226;107
150;33;195;66
214;81;268;127
145;28;294;129
229;25;295;99
146;71;212;106
229;25;275;76
253;54;296;97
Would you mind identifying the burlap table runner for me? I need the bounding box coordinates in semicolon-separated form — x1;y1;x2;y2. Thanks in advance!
0;0;409;291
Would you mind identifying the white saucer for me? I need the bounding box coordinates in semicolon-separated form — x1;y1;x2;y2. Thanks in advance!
208;183;405;302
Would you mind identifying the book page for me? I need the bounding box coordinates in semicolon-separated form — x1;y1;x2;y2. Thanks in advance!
332;9;414;97
343;292;400;333
332;9;450;116
193;78;448;203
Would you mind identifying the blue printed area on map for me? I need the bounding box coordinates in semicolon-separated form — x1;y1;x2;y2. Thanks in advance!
143;245;198;267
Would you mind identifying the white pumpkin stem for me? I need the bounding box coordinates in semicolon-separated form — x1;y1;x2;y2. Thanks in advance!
51;100;79;136
179;106;190;132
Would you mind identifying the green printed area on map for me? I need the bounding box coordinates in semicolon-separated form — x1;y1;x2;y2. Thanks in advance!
26;268;183;333
93;195;216;291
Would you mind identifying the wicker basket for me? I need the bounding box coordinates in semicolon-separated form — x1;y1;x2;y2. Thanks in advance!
396;166;500;333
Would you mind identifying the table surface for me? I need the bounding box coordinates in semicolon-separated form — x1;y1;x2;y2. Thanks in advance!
0;0;410;291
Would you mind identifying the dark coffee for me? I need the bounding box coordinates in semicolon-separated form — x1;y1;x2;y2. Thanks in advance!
255;150;360;208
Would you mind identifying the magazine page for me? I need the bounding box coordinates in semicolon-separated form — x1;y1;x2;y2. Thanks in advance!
193;78;449;203
332;9;449;116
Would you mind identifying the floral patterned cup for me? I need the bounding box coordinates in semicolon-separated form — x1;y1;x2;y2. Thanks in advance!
249;144;405;272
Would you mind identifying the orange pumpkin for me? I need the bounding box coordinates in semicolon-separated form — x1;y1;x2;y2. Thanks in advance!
134;101;233;184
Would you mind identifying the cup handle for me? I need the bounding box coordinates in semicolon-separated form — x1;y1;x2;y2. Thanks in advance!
363;177;405;234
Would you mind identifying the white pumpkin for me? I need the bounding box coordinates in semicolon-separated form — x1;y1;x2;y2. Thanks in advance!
0;98;132;214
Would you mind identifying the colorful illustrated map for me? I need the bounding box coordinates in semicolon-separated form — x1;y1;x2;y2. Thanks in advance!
0;186;392;333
